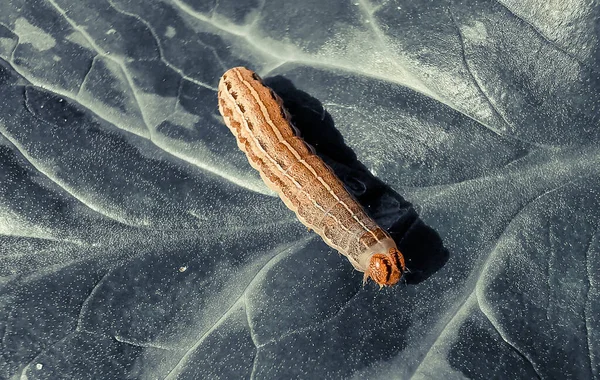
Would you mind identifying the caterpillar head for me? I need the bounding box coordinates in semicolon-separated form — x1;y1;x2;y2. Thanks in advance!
363;248;406;288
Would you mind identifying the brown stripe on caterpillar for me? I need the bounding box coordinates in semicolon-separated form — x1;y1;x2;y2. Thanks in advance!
217;66;406;287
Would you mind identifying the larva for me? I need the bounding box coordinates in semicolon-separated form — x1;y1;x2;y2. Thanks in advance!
217;67;406;287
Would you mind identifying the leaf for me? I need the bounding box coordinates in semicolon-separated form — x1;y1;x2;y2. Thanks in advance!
0;0;599;379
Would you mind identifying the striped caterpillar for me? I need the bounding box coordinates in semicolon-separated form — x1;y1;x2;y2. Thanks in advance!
217;67;406;287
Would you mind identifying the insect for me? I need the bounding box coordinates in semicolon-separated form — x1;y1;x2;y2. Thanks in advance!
217;67;406;287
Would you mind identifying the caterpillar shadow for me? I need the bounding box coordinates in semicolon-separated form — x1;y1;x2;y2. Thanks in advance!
264;76;449;284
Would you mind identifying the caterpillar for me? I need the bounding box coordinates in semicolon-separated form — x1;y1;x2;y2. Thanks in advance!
217;67;406;287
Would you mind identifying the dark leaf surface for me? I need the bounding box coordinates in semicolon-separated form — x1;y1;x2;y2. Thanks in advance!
0;0;599;379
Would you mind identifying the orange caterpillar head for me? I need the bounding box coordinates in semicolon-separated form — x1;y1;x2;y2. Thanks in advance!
363;248;406;288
